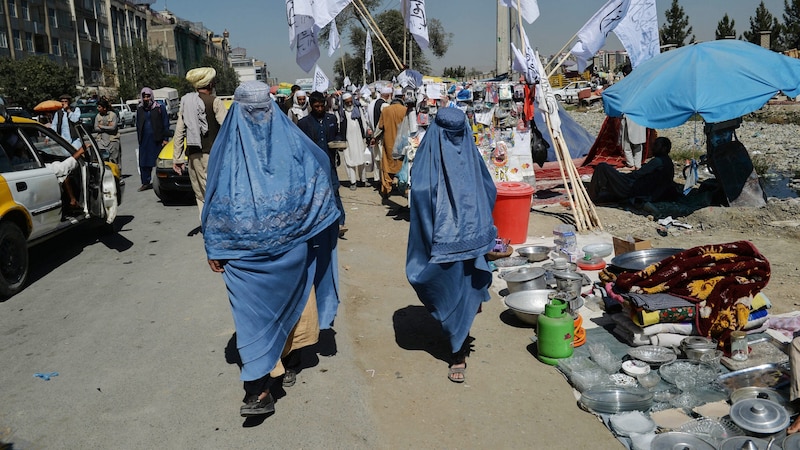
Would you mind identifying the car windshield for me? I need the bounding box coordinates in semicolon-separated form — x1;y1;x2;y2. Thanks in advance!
80;104;98;115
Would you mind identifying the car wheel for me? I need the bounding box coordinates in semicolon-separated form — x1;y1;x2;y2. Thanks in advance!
554;94;563;102
0;221;29;298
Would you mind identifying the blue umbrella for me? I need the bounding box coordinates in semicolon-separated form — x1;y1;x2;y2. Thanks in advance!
603;40;800;128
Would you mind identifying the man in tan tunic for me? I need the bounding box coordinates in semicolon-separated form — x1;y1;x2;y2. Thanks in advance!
376;97;408;198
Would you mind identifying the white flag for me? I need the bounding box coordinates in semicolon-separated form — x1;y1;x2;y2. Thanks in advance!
328;20;340;57
613;0;659;68
311;0;352;30
402;0;429;49
287;0;320;72
365;30;373;74
569;0;631;72
533;51;561;134
511;26;539;84
343;76;351;88
498;0;540;24
313;65;330;93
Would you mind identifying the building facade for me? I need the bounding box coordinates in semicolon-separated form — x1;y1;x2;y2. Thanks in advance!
230;46;267;83
149;10;230;78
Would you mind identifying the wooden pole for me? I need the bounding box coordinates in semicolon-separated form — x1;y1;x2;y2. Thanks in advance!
353;0;403;70
544;32;578;72
548;51;574;79
341;54;347;80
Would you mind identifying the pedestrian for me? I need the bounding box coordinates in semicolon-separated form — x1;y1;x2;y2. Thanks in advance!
135;87;170;191
288;90;309;124
203;80;341;417
620;114;646;169
172;67;227;216
405;107;497;383
375;92;407;199
94;99;121;165
338;92;367;190
281;84;301;115
52;94;81;148
297;91;347;236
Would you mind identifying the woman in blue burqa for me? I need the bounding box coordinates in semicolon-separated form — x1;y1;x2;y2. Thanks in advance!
406;107;497;383
202;81;341;417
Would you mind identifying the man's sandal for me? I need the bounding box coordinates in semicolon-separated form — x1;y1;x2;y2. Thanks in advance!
448;362;466;383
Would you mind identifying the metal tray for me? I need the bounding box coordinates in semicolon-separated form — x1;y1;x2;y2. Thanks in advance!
610;248;684;271
716;362;792;394
721;334;789;371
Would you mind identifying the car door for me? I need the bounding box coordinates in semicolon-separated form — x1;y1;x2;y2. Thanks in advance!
76;125;117;223
0;125;63;239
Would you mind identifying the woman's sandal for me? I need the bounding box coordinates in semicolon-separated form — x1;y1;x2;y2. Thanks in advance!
448;361;467;383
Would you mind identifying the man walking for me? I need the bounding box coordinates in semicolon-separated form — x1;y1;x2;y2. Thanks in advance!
172;67;227;215
376;94;408;199
338;93;367;190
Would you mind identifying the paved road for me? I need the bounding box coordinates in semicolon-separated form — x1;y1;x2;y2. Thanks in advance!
0;131;377;448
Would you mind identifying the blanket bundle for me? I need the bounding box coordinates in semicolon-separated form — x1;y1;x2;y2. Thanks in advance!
615;241;771;344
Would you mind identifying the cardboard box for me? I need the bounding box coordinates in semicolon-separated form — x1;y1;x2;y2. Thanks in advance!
613;236;652;256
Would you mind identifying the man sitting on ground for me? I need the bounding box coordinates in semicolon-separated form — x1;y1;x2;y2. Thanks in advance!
588;136;677;204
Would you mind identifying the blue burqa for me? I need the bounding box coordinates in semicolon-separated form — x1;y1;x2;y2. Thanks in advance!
406;108;497;353
202;81;341;381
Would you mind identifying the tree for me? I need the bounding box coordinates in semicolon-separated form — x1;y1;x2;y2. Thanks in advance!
660;0;695;48
0;56;78;111
442;66;465;78
782;0;800;50
336;7;452;84
196;56;239;96
113;40;167;101
743;1;782;51
715;14;737;39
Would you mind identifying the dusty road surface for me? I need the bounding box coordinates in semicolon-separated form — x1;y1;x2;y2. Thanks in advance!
2;130;796;448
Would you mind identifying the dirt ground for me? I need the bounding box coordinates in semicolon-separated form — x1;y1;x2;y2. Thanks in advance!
334;161;800;447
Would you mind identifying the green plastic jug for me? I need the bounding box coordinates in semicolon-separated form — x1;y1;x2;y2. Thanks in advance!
537;298;574;365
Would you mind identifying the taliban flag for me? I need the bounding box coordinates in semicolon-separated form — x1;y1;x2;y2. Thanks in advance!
613;0;660;68
511;26;539;84
402;0;429;49
365;30;373;73
313;65;330;93
569;0;631;73
498;0;540;24
286;0;320;72
328;20;341;57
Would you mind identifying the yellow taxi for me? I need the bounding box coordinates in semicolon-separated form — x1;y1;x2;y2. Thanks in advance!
153;96;232;204
0;107;122;297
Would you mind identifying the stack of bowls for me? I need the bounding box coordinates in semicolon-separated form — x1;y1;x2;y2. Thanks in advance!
580;387;654;413
681;336;718;361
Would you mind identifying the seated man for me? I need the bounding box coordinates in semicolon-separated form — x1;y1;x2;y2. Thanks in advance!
588;136;677;204
47;146;86;208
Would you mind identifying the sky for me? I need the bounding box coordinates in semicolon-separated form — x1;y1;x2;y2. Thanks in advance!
154;0;786;83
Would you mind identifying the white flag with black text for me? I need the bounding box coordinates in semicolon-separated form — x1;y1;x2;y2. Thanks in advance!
313;65;330;93
286;0;320;72
511;26;539;84
365;30;373;73
613;0;659;68
569;0;631;72
402;0;429;49
328;20;341;57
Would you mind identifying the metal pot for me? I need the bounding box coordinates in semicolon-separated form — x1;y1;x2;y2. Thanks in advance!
501;267;547;293
554;271;584;298
680;336;718;359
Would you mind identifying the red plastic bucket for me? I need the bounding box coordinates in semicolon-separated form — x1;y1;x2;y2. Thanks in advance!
493;182;534;244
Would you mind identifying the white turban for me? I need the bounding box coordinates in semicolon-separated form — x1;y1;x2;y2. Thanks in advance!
341;92;353;100
185;67;216;89
295;90;307;98
380;86;393;95
393;87;403;97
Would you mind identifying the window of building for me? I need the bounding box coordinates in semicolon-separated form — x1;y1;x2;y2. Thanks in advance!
25;32;32;53
47;7;56;28
0;31;7;49
12;30;21;50
7;0;16;18
51;37;59;55
20;0;27;20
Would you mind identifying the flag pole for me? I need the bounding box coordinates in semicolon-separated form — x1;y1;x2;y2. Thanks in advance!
544;32;578;72
353;0;403;70
341;54;347;80
516;0;525;81
547;51;574;78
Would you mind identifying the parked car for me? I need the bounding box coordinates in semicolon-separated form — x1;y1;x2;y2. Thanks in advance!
6;107;32;119
112;103;135;128
551;81;597;103
78;103;99;127
0;109;123;297
153;97;233;204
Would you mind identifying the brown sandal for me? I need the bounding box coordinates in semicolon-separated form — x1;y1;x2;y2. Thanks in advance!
448;362;466;383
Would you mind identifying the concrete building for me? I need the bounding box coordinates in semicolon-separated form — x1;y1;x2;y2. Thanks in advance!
230;46;268;83
149;9;230;77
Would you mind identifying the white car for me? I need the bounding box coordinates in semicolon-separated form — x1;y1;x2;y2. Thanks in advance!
112;103;134;128
552;81;596;104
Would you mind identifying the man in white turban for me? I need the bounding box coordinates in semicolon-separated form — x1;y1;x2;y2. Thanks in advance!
289;90;309;124
338;92;368;190
173;66;227;217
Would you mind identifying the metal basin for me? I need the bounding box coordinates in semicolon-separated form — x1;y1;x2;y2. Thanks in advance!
503;289;554;325
500;267;547;293
610;248;684;271
516;245;554;262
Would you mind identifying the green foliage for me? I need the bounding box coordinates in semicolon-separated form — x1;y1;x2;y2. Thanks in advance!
166;75;193;97
332;52;366;87
743;1;782;51
715;14;737;39
335;6;451;84
782;0;800;50
195;56;239;96
0;56;78;111
114;40;167;101
442;66;466;78
660;0;695;47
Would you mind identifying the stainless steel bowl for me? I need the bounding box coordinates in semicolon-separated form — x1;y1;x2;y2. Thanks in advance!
500;267;547;293
503;289;555;325
516;245;554;262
